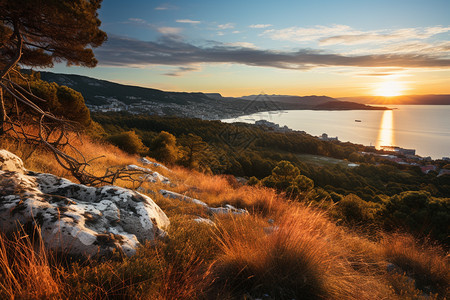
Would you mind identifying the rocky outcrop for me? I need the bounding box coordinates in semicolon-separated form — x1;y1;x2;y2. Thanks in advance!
126;164;171;184
159;189;248;215
139;157;170;172
0;150;169;257
159;189;208;207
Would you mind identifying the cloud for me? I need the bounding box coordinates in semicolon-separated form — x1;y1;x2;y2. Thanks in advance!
225;42;256;48
263;24;352;42
125;18;154;28
377;41;450;55
95;35;450;71
176;19;201;24
356;69;406;77
319;26;450;45
155;3;177;10
263;25;450;46
163;66;200;76
218;23;235;30
128;18;147;25
157;27;182;35
249;24;272;29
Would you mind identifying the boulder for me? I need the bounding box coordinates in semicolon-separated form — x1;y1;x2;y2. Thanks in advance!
0;150;169;257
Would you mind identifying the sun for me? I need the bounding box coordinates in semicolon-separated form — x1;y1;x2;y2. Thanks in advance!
374;81;405;97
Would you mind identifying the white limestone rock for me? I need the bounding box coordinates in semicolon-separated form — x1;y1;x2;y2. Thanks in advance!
127;164;171;184
208;204;248;215
139;157;170;171
158;189;248;216
0;149;25;174
193;217;215;226
159;189;208;207
0;150;169;258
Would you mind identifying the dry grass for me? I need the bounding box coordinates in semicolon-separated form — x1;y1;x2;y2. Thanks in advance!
168;166;287;216
380;233;449;297
209;208;394;300
0;226;64;299
0;133;141;183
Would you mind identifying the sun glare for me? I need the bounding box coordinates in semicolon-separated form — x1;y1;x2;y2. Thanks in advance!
374;81;405;97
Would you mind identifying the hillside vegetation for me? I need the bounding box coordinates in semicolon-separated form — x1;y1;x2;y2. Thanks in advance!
94;112;450;246
1;132;448;299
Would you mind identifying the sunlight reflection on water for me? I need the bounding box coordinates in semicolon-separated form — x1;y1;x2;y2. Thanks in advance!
376;110;394;149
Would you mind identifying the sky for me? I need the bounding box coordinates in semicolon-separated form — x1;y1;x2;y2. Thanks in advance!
48;0;450;97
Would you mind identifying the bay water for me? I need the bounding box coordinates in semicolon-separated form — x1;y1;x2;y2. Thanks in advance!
222;105;450;159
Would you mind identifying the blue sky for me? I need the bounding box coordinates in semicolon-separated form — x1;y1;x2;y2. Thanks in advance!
49;0;450;97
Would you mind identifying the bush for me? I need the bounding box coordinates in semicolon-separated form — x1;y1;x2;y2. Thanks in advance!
247;176;259;186
379;191;449;244
333;194;373;225
107;131;148;155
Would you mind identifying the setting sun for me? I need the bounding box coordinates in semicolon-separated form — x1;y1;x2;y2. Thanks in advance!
374;81;406;97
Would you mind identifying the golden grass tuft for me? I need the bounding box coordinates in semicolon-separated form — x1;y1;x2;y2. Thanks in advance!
209;208;394;300
380;233;449;297
0;226;64;299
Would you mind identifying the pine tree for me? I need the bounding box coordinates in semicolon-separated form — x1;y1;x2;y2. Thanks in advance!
0;0;108;184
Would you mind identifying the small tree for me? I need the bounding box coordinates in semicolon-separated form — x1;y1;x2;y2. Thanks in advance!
262;160;314;197
150;131;180;165
179;133;209;169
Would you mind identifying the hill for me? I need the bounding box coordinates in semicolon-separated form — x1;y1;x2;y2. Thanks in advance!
340;94;450;105
29;71;388;119
1;128;448;299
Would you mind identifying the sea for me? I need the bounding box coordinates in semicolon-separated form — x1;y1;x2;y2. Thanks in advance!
222;105;450;159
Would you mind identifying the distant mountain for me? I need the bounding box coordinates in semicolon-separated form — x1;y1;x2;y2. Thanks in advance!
28;71;389;119
339;95;450;105
239;94;337;106
34;71;212;106
240;95;339;105
313;101;387;110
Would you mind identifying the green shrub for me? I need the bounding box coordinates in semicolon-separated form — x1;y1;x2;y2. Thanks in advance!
107;131;148;155
247;176;260;186
378;191;449;244
333;194;373;225
262;161;314;197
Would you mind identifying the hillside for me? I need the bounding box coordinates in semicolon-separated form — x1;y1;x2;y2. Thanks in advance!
1;131;448;299
29;71;388;119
